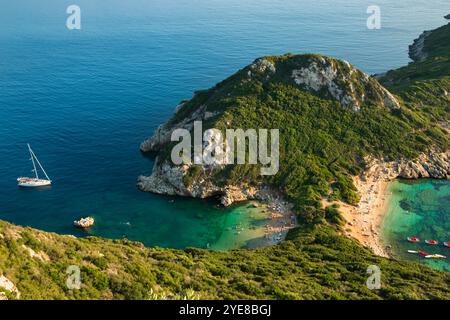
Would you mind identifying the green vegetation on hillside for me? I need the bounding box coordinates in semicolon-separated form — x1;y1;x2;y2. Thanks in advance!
379;23;450;123
167;49;448;223
1;19;449;301
0;220;449;300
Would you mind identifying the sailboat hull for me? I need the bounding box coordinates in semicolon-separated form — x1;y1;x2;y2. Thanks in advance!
18;144;52;187
17;177;51;187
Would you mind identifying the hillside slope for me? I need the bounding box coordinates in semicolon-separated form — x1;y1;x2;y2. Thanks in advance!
0;220;449;300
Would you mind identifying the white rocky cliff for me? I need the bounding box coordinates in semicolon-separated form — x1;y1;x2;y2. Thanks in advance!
291;56;400;111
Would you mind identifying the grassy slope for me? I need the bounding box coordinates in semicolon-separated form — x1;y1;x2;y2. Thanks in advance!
1;22;449;300
1;220;449;300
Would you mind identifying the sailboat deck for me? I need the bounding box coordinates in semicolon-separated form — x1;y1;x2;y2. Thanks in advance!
17;177;52;187
17;144;52;187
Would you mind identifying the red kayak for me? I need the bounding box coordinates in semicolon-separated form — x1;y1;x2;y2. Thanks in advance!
425;239;439;245
418;250;429;256
407;237;420;243
444;242;450;248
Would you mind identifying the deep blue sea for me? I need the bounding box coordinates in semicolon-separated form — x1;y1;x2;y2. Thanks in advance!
0;0;449;248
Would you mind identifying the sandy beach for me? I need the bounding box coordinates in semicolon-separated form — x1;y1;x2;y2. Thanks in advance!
323;173;392;257
257;177;392;254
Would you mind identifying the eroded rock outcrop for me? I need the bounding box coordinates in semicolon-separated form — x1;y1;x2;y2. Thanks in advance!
21;245;50;262
220;185;258;206
137;160;192;196
0;275;20;299
247;58;276;79
137;159;258;206
362;150;449;181
138;148;448;207
140;104;220;153
409;30;431;62
290;56;400;111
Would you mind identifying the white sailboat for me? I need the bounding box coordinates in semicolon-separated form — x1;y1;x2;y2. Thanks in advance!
17;144;52;187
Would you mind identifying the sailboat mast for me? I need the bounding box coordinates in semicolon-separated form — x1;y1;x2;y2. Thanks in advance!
28;143;39;179
29;147;51;181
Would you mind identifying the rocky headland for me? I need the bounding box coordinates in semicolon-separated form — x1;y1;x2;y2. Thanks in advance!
409;30;431;62
138;54;406;206
138;23;449;256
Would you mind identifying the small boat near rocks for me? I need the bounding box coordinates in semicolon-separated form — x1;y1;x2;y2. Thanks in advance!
74;217;95;229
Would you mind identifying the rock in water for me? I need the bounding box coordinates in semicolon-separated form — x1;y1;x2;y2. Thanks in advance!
408;30;431;62
445;14;450;20
74;217;95;229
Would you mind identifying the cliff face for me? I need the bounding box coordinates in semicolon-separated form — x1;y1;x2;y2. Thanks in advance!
288;56;400;111
364;150;449;181
137;160;259;206
140;104;220;153
137;149;449;207
409;30;431;62
379;22;450;88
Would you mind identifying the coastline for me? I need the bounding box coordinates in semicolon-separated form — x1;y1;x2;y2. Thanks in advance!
209;191;297;250
346;176;391;258
241;193;297;249
323;147;449;258
379;179;450;272
323;176;392;258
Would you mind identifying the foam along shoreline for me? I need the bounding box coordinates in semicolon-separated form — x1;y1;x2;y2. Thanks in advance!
323;176;392;258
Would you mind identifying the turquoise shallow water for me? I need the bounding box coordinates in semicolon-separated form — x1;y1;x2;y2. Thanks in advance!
0;1;449;249
382;180;450;272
